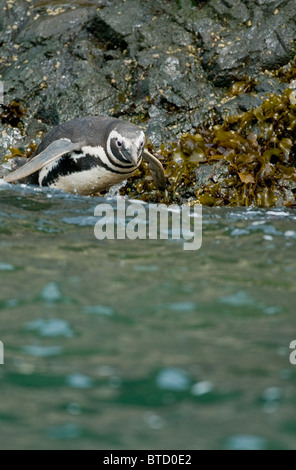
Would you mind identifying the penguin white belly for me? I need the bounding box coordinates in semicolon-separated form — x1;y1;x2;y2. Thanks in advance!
48;167;136;195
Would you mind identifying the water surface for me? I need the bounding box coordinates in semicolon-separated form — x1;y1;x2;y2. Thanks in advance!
0;181;295;449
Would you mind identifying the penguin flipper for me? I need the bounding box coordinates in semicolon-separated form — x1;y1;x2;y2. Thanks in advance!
142;149;166;190
4;138;85;183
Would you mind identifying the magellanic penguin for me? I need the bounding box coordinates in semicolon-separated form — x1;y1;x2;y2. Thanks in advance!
4;116;166;195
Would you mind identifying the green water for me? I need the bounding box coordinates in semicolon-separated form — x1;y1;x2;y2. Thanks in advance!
0;182;295;449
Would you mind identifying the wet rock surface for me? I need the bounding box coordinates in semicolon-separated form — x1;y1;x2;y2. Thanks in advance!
196;0;296;85
0;0;296;206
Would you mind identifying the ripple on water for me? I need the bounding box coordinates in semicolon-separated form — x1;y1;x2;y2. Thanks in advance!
156;367;191;391
66;373;94;389
231;222;285;238
219;290;281;315
164;301;197;313
284;230;296;239
191;381;214;396
224;434;268;450
47;423;82;440
262;386;282;414
143;412;165;430
66;403;82;416
220;290;256;307
249;223;282;236
4;299;19;308
25;319;74;338
0;262;14;271
40;282;63;303
134;265;160;272
21;345;63;357
230;228;250;237
61;216;99;226
82;305;114;316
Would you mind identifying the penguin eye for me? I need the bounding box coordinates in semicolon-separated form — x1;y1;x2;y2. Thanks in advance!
117;140;122;147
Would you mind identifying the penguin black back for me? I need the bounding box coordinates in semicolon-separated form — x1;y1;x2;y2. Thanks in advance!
34;116;134;155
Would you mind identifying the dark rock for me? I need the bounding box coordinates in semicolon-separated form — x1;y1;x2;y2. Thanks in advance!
18;9;93;42
87;15;128;51
34;103;60;126
0;0;296;206
193;0;296;86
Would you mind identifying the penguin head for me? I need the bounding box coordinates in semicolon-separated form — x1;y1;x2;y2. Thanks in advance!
107;121;145;167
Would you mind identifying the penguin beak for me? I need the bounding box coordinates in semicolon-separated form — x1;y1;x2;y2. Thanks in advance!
127;144;140;166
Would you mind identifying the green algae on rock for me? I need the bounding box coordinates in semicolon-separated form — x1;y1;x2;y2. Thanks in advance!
3;142;37;162
2;87;296;208
121;88;296;207
1;100;26;127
